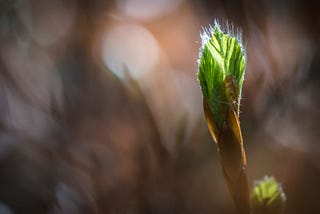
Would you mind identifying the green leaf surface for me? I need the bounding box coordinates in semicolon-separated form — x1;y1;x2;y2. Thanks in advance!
198;22;246;126
251;176;286;214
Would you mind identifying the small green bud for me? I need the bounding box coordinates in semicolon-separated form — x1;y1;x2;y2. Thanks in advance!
251;176;286;214
198;21;246;126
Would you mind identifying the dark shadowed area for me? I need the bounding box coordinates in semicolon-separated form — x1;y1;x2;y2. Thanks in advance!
0;0;319;213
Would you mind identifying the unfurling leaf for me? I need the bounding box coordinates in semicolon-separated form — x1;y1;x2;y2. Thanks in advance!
198;21;246;127
198;21;250;214
251;176;286;214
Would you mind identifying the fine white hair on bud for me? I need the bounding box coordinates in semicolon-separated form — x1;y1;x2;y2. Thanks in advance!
199;20;245;63
197;20;246;125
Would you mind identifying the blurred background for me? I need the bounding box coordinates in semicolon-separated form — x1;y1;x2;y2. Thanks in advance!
0;0;319;213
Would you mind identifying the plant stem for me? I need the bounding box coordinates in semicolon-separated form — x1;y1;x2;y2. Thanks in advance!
204;99;250;214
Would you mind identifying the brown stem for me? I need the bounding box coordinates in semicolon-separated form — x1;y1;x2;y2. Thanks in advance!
218;121;250;214
203;99;250;214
